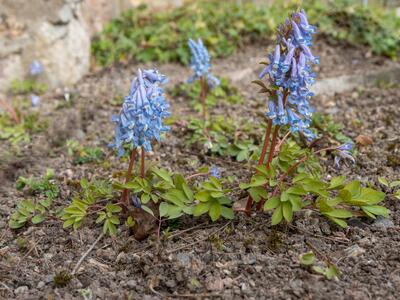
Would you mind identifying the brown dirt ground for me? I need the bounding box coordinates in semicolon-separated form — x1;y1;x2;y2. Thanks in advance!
0;39;399;299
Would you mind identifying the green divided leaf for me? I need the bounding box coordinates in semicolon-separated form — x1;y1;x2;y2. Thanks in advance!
328;176;346;190
31;214;45;224
209;202;221;222
282;202;293;222
361;205;389;219
264;197;280;211
271;204;283;226
193;202;211;217
378;177;389;187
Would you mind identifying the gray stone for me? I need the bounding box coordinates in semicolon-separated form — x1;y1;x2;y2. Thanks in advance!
0;0;90;91
165;279;177;288
176;253;190;266
37;281;45;289
311;65;400;96
0;0;186;92
344;244;366;258
126;280;137;289
14;286;29;294
373;216;395;229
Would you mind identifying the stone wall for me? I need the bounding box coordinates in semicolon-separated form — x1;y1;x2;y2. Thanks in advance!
0;0;185;93
0;0;91;92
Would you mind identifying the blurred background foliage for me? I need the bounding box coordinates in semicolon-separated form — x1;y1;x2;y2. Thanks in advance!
92;0;400;66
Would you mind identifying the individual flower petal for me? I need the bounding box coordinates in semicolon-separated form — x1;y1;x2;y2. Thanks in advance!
266;101;277;120
337;143;354;152
131;194;142;208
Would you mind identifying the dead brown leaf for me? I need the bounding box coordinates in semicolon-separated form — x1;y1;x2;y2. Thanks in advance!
355;135;373;146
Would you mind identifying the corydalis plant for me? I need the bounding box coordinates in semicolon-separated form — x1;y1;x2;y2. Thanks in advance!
247;9;319;212
188;38;220;120
110;68;171;206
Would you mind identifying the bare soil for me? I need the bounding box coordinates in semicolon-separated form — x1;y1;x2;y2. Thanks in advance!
0;39;399;299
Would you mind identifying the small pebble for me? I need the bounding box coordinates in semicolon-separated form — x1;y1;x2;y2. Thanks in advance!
14;286;29;295
126;280;136;289
373;216;394;229
176;253;190;266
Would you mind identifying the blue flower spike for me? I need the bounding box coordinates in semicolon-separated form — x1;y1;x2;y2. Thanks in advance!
258;9;319;141
187;38;220;120
110;68;171;157
187;38;219;88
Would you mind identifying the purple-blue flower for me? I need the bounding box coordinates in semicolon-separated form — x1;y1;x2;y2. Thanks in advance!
31;94;40;107
131;194;141;208
29;60;44;76
109;68;171;156
259;9;319;141
334;143;356;168
188;38;220;88
209;166;221;178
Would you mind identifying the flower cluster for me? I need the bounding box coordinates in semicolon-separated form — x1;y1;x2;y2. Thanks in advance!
209;166;221;178
334;143;355;168
110;68;171;156
260;10;319;140
188;38;220;88
29;60;44;76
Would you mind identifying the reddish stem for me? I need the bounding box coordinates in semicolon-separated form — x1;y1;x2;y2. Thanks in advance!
140;147;145;178
0;98;20;124
256;125;280;211
245;119;273;215
200;76;207;121
266;125;280;167
121;149;137;206
258;119;273;166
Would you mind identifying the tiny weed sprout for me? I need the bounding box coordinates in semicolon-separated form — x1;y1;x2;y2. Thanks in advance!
188;38;220;120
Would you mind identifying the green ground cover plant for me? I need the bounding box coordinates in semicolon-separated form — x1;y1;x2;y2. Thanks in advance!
92;0;399;66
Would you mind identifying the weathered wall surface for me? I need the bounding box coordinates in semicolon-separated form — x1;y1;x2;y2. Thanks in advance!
0;0;185;93
0;0;90;91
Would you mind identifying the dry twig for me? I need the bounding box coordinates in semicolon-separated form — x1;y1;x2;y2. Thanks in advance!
72;232;105;275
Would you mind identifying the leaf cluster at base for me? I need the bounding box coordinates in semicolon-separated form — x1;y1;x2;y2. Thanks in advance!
241;141;388;227
61;167;234;236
